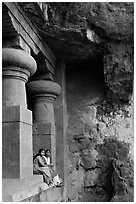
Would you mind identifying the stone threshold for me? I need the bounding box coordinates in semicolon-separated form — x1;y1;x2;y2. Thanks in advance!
2;175;60;202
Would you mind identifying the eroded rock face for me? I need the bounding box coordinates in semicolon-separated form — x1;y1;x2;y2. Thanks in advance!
22;2;134;103
66;64;133;202
104;43;133;103
22;2;133;59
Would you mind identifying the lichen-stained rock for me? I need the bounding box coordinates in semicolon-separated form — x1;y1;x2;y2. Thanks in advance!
110;158;134;202
87;2;134;42
67;168;84;201
97;100;134;159
104;43;134;103
82;148;99;170
97;121;106;133
43;2;134;43
84;168;101;187
96;138;134;201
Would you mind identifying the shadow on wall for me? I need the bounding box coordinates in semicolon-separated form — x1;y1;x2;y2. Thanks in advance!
65;57;134;202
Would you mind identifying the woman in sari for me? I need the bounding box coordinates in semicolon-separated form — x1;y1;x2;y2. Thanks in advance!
44;149;62;186
33;148;53;185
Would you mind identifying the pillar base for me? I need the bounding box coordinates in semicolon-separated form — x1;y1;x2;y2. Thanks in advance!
2;105;33;179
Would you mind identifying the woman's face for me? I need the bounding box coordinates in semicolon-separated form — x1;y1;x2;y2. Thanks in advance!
46;151;50;157
41;150;45;156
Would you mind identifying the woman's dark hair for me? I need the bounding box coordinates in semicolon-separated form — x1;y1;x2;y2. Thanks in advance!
38;148;45;155
33;148;46;162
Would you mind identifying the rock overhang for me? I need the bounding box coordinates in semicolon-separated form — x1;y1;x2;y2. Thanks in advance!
19;2;133;63
19;2;134;104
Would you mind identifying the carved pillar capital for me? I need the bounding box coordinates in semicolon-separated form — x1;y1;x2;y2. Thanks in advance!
2;48;37;106
27;80;61;100
3;48;37;81
27;80;61;123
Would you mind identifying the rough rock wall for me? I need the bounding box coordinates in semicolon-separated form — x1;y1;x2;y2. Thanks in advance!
45;3;134;201
104;43;133;104
66;61;105;201
21;2;134;202
66;60;133;202
22;2;134;61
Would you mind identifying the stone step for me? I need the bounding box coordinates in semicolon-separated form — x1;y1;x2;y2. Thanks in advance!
2;175;62;202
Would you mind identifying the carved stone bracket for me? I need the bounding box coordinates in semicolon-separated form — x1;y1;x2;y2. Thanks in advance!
29;51;55;81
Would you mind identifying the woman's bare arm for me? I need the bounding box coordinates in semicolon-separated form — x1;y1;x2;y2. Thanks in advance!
38;156;47;167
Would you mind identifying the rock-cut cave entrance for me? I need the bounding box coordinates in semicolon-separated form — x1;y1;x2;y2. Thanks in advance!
65;56;111;202
66;56;105;111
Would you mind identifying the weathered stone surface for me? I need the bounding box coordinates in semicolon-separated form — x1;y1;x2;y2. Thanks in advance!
110;158;134;202
67;168;84;201
2;106;33;179
84;168;101;187
82;148;99;169
2;175;43;201
22;2;134;105
45;186;62;202
21;2;133;60
66;62;133;201
104;43;133;103
77;187;110;202
97;121;106;132
3;176;62;202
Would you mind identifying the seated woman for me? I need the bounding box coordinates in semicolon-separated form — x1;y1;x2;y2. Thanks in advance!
44;149;62;186
33;148;62;186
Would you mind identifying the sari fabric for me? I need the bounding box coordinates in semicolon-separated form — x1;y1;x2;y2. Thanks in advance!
33;155;52;183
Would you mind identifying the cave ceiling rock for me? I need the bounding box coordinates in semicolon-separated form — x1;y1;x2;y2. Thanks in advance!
21;2;133;62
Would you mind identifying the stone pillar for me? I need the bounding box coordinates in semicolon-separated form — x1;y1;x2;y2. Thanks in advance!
2;48;37;178
26;80;61;165
54;59;68;196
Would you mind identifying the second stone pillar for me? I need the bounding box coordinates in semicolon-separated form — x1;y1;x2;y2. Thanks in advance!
27;80;61;166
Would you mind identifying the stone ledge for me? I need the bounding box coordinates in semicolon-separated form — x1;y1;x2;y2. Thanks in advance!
2;175;57;202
